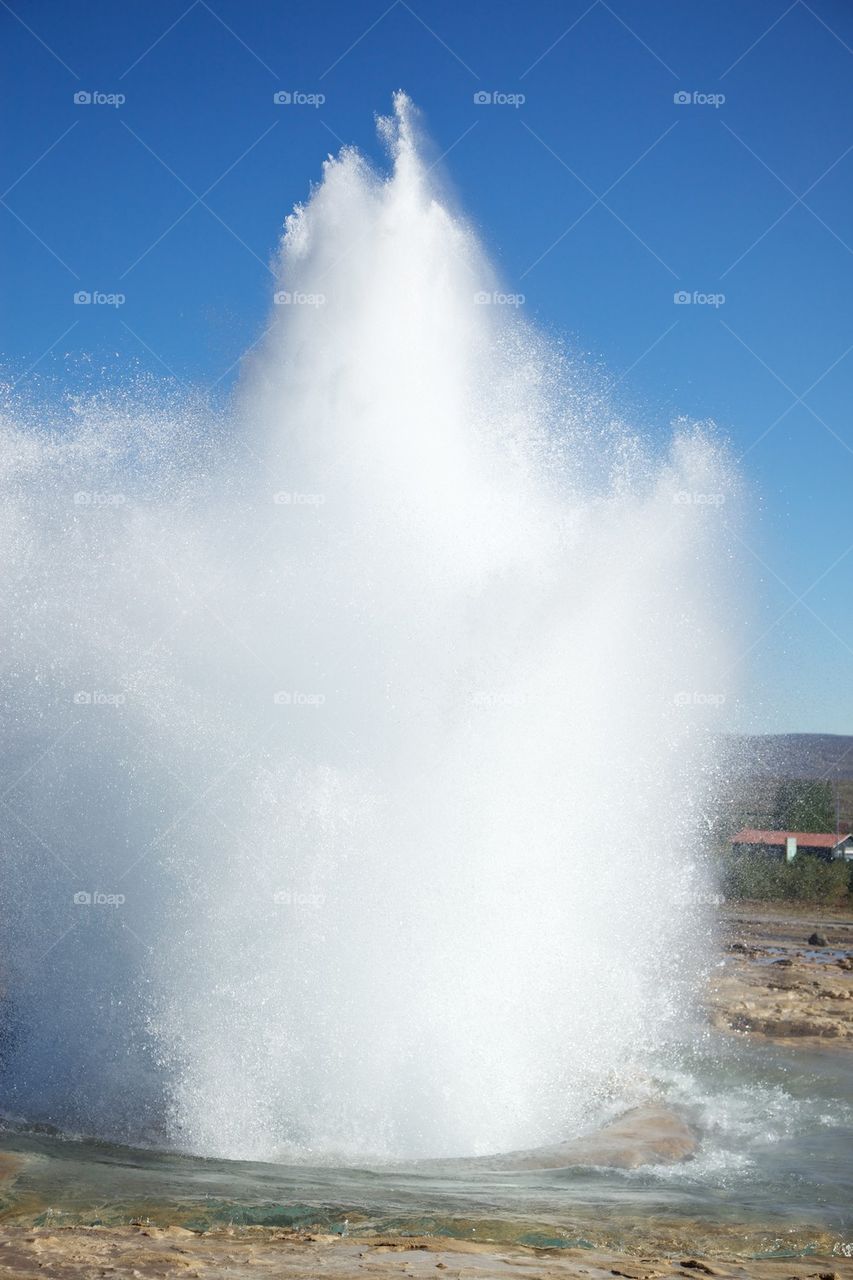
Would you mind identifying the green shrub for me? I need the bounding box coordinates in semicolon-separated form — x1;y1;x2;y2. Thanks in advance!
719;851;851;904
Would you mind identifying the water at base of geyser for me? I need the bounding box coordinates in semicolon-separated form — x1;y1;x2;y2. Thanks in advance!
0;1040;851;1256
0;93;742;1164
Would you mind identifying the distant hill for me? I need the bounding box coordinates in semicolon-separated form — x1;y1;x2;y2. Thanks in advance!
726;733;853;781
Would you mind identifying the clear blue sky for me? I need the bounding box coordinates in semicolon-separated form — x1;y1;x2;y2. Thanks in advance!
1;0;851;735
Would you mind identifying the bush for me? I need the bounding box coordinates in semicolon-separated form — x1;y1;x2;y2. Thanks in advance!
719;851;851;904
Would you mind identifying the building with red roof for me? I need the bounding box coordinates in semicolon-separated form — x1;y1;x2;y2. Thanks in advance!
731;829;853;862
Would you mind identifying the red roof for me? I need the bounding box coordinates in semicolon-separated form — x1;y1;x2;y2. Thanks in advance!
731;828;852;849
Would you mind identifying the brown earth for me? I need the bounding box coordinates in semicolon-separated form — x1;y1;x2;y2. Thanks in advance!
0;1225;849;1280
708;903;853;1046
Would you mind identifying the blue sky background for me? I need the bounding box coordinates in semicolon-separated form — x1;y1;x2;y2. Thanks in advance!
1;0;851;735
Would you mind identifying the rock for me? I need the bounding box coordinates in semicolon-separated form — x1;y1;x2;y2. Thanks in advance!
610;1266;663;1279
450;1105;698;1171
808;932;828;947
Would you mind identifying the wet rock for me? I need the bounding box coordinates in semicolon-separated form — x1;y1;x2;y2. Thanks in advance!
440;1105;698;1171
610;1266;663;1279
808;932;828;947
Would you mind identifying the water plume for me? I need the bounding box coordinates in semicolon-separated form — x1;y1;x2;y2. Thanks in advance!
0;93;739;1161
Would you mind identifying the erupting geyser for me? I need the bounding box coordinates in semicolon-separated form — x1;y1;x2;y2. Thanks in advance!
0;94;739;1163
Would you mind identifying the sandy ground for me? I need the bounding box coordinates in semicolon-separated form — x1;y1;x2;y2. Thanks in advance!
709;903;853;1046
0;902;849;1278
0;1225;849;1280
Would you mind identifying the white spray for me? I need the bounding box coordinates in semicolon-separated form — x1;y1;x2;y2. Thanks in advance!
0;94;739;1161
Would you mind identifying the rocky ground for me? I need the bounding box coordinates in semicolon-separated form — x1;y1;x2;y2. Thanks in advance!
0;1225;849;1280
708;903;853;1045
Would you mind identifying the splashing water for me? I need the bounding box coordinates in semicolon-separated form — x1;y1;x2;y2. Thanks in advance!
0;94;740;1162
